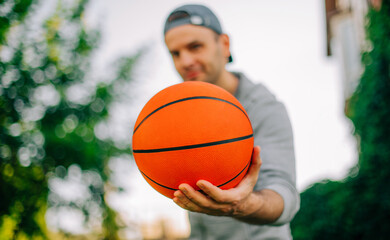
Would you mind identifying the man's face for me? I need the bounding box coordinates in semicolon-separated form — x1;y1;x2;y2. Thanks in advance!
164;24;230;84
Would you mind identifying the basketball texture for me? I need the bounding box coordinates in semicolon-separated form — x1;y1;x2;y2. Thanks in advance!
132;81;254;198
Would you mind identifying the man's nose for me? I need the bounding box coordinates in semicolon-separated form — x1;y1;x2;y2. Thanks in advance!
179;51;195;68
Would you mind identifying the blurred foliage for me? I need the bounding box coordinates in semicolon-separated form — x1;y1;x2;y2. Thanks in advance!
0;0;138;239
0;0;34;45
291;2;390;239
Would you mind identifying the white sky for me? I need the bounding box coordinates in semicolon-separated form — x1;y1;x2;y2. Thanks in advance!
86;0;358;235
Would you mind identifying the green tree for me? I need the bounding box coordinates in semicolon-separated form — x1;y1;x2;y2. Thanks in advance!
0;0;34;45
0;0;137;238
291;2;390;239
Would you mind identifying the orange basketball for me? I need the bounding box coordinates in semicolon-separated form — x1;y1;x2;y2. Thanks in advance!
132;81;254;198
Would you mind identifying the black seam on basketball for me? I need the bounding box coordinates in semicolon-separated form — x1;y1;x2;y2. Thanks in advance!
140;160;251;191
140;170;179;191
217;159;251;188
133;96;249;134
133;134;253;153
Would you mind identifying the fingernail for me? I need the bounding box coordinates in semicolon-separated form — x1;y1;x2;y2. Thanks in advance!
180;187;187;194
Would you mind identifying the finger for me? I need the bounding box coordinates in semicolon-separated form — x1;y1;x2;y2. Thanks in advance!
196;180;231;203
173;190;204;212
178;184;217;210
196;147;262;203
197;180;247;205
250;145;262;174
236;146;262;189
247;146;262;177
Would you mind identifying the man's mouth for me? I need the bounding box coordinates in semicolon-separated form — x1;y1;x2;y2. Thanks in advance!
185;71;200;80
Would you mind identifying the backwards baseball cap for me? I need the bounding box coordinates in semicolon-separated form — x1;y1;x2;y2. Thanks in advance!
164;4;233;63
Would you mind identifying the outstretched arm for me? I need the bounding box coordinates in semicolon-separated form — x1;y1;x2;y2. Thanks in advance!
173;146;285;225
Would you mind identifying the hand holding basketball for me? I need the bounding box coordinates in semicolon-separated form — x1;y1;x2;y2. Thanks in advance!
173;146;262;217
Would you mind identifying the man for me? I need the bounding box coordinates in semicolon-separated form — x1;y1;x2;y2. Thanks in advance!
163;4;300;239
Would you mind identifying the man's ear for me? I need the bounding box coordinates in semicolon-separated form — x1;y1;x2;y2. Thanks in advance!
219;34;231;61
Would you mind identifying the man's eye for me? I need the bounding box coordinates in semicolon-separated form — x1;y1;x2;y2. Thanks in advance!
191;44;202;50
171;51;179;57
